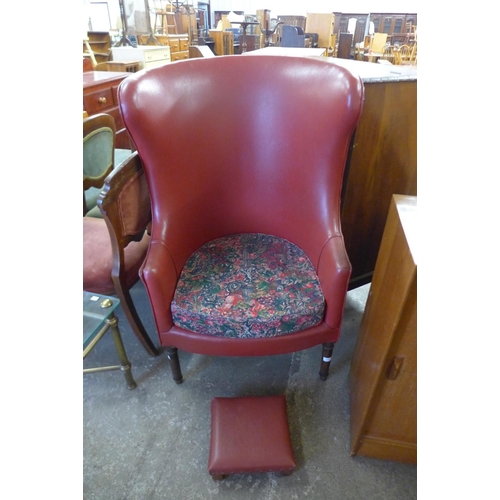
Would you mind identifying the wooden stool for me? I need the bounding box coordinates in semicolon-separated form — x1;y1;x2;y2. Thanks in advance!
106;61;140;73
208;395;296;480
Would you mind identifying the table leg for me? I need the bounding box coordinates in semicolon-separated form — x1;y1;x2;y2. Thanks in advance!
108;314;137;389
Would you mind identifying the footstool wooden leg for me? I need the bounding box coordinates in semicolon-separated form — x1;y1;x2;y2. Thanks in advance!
211;474;228;481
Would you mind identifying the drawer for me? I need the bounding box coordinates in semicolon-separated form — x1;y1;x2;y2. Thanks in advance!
144;59;171;69
179;39;189;51
171;50;189;61
144;48;170;63
83;88;115;114
169;40;180;52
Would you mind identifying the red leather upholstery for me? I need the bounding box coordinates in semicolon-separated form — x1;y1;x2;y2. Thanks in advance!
118;55;363;373
208;395;295;477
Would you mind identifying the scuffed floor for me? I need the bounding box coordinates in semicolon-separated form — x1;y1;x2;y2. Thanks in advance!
83;282;416;500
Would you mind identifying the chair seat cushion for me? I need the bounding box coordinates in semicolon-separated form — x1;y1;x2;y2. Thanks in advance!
83;217;150;295
171;233;325;338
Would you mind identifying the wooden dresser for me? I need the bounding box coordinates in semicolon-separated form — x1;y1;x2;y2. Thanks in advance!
83;71;131;150
349;194;417;464
111;45;171;70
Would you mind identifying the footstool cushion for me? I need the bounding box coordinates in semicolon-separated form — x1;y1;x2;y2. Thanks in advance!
208;395;296;477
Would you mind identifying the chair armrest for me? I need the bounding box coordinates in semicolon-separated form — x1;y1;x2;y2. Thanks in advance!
140;240;178;333
317;236;352;330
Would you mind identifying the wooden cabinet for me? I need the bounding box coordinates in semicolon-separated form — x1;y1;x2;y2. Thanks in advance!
209;30;234;55
337;61;417;289
335;13;369;49
138;35;190;61
83;71;132;150
111;45;171;70
370;13;417;44
349;194;417;464
166;35;190;61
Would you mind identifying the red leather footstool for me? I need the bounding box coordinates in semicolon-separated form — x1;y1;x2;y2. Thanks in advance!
208;395;296;479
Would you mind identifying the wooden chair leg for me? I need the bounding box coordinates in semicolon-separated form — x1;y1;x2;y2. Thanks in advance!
115;285;160;357
319;342;335;380
166;346;183;384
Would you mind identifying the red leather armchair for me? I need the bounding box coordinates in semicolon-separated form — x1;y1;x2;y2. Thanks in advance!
118;55;363;384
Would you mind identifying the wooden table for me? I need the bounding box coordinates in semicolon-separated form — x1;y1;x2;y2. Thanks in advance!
349;194;417;463
363;51;383;62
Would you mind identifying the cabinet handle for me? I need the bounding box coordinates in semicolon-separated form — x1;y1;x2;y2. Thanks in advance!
386;356;404;380
98;97;107;105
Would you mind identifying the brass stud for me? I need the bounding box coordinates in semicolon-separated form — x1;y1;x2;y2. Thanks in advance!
100;298;113;308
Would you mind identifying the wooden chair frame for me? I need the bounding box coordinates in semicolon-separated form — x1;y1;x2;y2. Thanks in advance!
96;152;159;356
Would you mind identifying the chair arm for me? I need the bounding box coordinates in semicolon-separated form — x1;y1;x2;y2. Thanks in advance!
317;236;352;329
140;240;178;334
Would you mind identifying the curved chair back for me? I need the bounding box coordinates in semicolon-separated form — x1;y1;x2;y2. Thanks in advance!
281;25;305;47
380;45;395;63
119;56;363;277
83;113;115;216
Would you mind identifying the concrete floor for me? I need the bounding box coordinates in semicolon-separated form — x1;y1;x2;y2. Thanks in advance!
83;282;417;500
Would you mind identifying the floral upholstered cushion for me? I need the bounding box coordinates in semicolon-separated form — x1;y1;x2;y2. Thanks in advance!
171;233;325;338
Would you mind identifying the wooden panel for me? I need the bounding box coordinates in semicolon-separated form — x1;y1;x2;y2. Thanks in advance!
337;33;353;59
209;30;234;55
349;195;417;464
305;13;335;50
341;80;417;288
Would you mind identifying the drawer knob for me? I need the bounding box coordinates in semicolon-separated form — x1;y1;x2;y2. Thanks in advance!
98;97;107;105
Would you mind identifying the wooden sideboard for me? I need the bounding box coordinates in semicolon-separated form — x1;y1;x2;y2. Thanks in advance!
330;59;417;289
349;194;417;464
83;71;132;150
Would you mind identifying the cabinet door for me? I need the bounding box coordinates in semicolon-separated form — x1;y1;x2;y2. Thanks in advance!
349;195;417;464
381;16;394;33
392;15;406;34
371;15;382;33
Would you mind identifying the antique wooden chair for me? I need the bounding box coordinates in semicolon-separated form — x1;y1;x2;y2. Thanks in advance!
83;152;159;356
117;55;364;383
380;45;395;64
83;113;115;218
396;44;411;65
